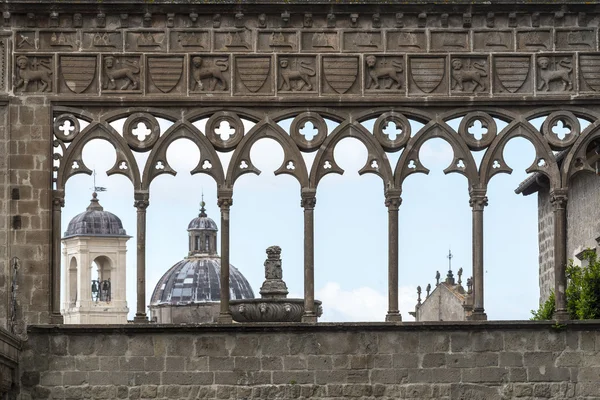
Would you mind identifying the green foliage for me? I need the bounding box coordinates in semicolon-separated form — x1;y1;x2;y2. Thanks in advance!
531;249;600;320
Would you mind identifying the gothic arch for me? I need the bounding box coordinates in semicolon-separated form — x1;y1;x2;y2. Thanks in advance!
562;119;600;185
309;121;393;190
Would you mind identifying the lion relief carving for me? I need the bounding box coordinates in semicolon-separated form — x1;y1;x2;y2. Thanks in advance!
191;56;229;91
451;59;488;92
103;56;140;91
537;57;573;92
278;58;316;91
365;55;403;90
14;56;53;92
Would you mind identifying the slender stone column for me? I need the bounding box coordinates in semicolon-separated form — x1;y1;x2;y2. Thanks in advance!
133;191;149;323
550;189;569;321
385;188;402;322
50;190;65;324
301;188;317;323
217;188;233;323
469;189;488;321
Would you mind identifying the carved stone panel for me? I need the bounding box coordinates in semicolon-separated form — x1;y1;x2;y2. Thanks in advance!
276;56;317;94
126;31;167;52
579;53;600;92
517;29;552;51
258;31;298;52
234;56;273;95
301;31;339;52
170;30;210;52
386;30;427;52
14;54;54;93
39;30;78;51
408;55;448;95
364;55;405;92
214;30;253;52
473;30;514;52
430;30;470;52
82;31;123;51
493;55;533;94
15;31;37;51
321;56;360;95
147;56;185;94
190;55;230;93
343;31;383;52
555;29;596;51
101;55;142;93
59;55;98;94
535;54;575;93
450;56;490;94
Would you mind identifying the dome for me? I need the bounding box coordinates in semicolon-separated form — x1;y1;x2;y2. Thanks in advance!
64;193;128;238
150;257;255;305
187;201;218;231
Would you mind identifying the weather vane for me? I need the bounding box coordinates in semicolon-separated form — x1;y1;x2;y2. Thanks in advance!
92;170;107;193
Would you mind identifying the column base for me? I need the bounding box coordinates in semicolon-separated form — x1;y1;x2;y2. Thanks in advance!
133;313;148;323
469;311;487;321
218;313;233;324
301;313;318;323
553;310;570;322
385;312;402;322
50;313;64;324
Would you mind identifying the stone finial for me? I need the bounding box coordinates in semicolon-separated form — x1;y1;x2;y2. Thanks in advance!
417;286;422;305
457;267;463;286
260;246;288;299
426;283;431;298
467;277;473;294
446;268;455;285
435;271;440;286
87;192;104;212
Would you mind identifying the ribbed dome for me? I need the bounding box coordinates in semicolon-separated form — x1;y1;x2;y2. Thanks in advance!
187;201;218;231
150;257;255;305
64;193;128;238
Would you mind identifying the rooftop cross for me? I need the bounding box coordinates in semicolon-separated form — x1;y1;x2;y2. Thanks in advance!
91;170;107;194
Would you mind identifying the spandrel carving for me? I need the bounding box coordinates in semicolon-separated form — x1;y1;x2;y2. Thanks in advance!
301;31;338;52
147;56;184;94
258;31;298;52
343;31;383;52
82;31;123;51
14;55;53;92
277;56;316;93
234;56;273;95
555;28;596;50
431;30;469;52
473;30;514;51
408;56;447;95
101;55;141;92
322;56;359;94
493;55;533;94
365;55;404;91
450;57;489;94
517;29;552;51
170;30;209;52
59;55;97;94
190;56;230;92
387;30;426;52
536;55;574;92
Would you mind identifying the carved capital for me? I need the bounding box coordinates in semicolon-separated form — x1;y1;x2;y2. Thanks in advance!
550;189;568;210
384;196;402;210
301;188;317;209
133;191;149;210
217;197;233;209
52;190;65;209
469;191;488;210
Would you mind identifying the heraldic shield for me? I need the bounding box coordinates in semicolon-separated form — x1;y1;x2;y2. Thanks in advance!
410;57;445;94
237;57;271;93
148;58;183;93
494;56;531;93
580;54;600;92
323;57;358;94
61;56;96;94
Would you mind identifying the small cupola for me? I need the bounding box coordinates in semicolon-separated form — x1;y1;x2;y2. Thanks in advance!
187;199;218;257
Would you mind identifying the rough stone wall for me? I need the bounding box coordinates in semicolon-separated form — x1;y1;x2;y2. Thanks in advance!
0;105;8;329
566;173;600;264
19;323;600;400
8;99;52;326
537;186;554;305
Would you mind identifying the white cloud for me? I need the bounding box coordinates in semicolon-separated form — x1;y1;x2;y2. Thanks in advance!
315;282;416;322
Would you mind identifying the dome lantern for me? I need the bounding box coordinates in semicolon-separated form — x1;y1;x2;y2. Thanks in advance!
187;199;218;257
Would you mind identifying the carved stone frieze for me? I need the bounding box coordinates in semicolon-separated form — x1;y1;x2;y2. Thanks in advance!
492;55;533;94
343;31;383;52
473;30;514;52
277;55;317;93
59;55;98;94
408;55;447;95
190;55;230;92
39;30;78;51
430;30;470;52
258;31;298;52
234;55;273;95
14;54;53;92
126;31;166;52
450;56;489;94
82;31;123;51
579;53;600;92
321;55;360;94
386;30;427;52
301;31;339;52
15;31;36;51
536;54;574;93
170;30;209;52
517;29;552;51
364;55;404;91
214;29;252;52
555;28;596;51
101;55;141;92
147;56;184;94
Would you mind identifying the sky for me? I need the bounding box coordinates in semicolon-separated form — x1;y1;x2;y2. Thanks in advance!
58;113;581;322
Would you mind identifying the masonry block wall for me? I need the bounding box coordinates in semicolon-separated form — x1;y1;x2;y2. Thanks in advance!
0;104;8;329
19;323;600;400
537;186;554;305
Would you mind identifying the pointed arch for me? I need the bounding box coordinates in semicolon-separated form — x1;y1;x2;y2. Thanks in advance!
479;119;560;190
142;121;225;190
395;121;478;188
56;122;141;191
226;119;308;188
309;121;394;190
562;119;600;186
